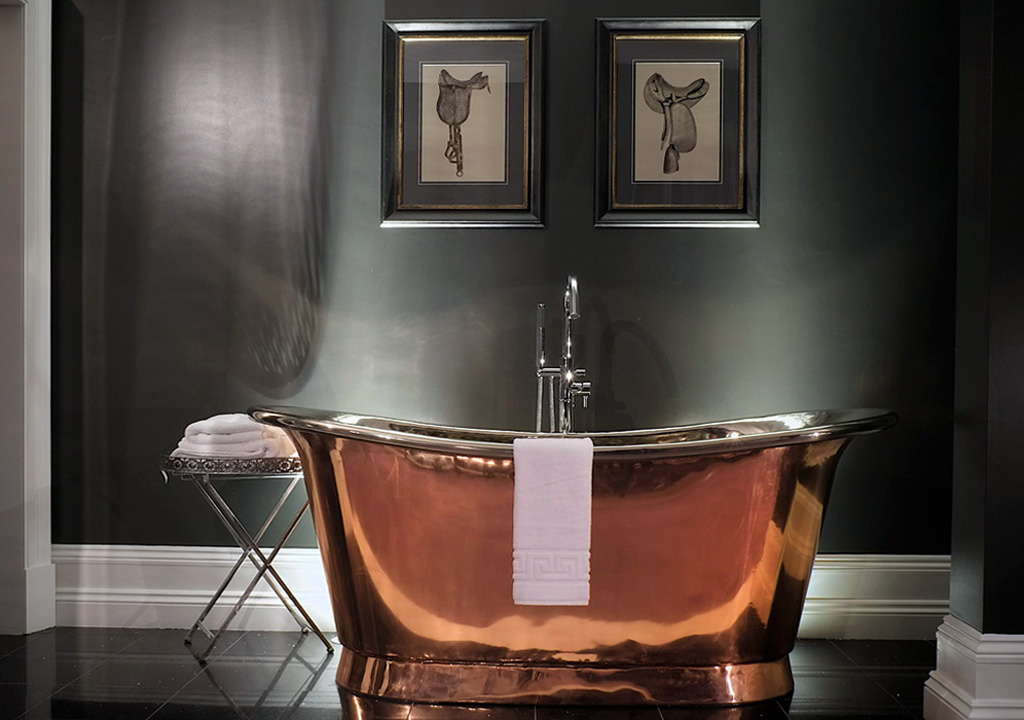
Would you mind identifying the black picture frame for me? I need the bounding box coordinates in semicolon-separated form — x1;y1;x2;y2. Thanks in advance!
382;21;543;227
596;19;760;227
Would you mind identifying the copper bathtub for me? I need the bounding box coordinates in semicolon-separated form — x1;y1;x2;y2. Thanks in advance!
251;406;895;707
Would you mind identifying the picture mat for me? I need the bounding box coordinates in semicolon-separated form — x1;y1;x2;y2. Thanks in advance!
396;35;529;210
610;33;743;210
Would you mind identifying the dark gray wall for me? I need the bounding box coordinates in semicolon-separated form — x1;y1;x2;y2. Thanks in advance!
53;0;958;552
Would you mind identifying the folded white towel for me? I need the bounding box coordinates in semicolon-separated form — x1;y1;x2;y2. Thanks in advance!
512;437;594;606
171;413;295;458
183;429;288;446
182;430;264;446
170;435;296;458
184;413;267;438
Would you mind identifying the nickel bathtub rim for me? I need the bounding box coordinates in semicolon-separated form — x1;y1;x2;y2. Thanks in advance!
250;406;896;461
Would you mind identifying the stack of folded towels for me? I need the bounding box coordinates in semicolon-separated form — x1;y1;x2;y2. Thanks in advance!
170;413;297;458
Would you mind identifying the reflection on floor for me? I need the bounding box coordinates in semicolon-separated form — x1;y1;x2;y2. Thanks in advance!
0;628;935;719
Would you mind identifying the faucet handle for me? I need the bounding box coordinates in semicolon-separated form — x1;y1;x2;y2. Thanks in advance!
576;380;592;409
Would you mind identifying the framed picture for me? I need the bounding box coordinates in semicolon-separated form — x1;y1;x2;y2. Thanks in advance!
382;21;543;227
596;19;760;227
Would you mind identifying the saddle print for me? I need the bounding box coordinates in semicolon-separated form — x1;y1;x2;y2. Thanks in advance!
436;69;490;177
642;73;709;174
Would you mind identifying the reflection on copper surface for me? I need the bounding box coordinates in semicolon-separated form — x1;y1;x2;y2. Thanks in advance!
251;406;895;706
338;650;792;705
342;690;791;719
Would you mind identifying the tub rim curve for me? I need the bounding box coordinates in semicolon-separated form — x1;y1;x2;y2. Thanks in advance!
250;406;896;461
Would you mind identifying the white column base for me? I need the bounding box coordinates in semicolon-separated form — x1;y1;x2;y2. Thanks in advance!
26;562;57;632
925;615;1024;719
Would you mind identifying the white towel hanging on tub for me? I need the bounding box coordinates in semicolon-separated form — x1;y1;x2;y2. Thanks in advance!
512;436;594;606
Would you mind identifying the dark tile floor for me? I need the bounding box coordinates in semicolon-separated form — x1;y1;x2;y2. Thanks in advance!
0;628;935;719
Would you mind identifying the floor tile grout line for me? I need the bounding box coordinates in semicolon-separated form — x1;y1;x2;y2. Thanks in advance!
0;646;24;661
773;698;792;719
10;628;253;720
145;674;210;720
829;639;939;670
143;629;260;719
876;677;929;720
114;632;148;656
12;680;70;720
12;637;137;720
827;637;863;668
828;638;931;719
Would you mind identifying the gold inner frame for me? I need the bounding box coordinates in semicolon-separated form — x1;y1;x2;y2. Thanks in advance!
611;32;746;210
397;34;531;211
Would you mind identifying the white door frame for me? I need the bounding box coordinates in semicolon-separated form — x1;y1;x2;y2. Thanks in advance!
0;0;54;634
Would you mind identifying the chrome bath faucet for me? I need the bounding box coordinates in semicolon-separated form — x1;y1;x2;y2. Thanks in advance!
536;275;591;433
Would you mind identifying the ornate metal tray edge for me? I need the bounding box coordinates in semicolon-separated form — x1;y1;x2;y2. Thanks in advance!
160;455;303;476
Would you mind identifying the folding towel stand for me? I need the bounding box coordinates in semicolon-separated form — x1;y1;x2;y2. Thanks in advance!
159;456;334;662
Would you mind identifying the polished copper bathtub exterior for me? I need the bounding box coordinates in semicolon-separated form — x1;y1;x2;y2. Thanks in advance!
251;407;895;706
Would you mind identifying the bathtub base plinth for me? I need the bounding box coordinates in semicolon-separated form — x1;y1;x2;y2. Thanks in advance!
336;648;794;706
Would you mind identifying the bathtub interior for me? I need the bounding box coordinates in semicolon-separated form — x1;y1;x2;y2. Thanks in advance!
252;406;896;457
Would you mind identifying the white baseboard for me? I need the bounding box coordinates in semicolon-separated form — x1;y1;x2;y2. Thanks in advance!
924;615;1024;719
800;554;950;639
53;544;335;633
53;545;949;639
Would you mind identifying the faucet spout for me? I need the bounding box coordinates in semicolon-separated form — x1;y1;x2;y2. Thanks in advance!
535;275;591;433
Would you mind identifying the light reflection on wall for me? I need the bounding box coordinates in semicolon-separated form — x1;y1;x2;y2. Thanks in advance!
130;0;331;395
66;0;333;545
